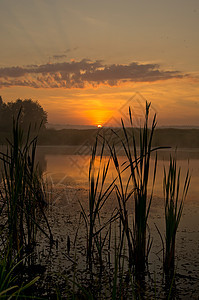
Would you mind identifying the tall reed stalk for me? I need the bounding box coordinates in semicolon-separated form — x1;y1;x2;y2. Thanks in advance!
109;145;134;267
130;102;157;273
0;111;52;258
110;102;159;273
163;157;190;275
80;137;116;272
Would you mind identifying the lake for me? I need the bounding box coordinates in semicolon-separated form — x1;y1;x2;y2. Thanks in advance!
37;145;199;201
35;145;199;298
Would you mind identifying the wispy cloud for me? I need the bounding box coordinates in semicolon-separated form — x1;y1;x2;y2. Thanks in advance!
0;59;186;89
52;54;67;60
65;47;79;53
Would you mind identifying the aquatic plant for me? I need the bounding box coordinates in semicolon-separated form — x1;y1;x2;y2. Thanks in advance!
0;248;39;299
79;136;116;272
163;157;190;275
129;102;158;273
0;101;192;299
110;102;159;274
0;111;53;258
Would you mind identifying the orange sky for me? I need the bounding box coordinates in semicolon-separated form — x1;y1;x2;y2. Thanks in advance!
0;0;199;126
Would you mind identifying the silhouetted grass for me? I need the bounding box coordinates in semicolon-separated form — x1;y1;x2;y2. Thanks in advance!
0;111;53;259
163;157;190;276
0;247;39;299
79;137;117;273
109;102;159;275
0;103;193;299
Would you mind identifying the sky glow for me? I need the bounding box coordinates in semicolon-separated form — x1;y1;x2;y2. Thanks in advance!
0;0;199;126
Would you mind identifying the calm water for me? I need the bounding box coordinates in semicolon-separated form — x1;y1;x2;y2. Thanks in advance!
37;146;199;298
1;145;197;297
37;146;199;203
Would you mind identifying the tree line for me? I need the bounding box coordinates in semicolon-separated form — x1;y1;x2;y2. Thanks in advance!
0;96;47;133
1;96;199;148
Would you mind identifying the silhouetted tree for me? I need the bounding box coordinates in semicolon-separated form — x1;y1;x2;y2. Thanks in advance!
0;97;47;133
0;97;12;132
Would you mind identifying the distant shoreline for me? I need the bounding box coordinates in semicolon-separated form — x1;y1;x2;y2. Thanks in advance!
1;127;199;148
40;127;199;148
47;123;199;130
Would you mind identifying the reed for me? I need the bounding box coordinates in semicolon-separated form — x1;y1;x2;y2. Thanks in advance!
163;157;190;276
51;111;189;298
109;144;134;267
130;102;157;273
79;136;115;272
0;111;52;258
110;102;158;273
0;248;39;299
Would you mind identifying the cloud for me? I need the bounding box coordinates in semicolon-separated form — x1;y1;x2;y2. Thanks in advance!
65;47;79;53
52;54;67;60
0;59;186;89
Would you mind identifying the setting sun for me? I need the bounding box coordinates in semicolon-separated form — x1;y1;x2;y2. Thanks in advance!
97;124;102;128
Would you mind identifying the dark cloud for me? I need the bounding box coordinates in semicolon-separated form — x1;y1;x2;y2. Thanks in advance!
65;47;79;53
0;59;185;89
52;54;67;60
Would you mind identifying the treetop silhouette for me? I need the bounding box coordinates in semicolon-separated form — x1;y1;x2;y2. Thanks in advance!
0;97;47;133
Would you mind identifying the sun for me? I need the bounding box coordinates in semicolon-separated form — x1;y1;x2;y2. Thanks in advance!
97;124;102;128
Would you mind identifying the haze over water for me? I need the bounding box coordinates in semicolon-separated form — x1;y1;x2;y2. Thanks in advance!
38;146;199;203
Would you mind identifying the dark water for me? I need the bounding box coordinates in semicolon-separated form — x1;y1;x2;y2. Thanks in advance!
36;146;199;298
1;145;199;298
38;146;199;201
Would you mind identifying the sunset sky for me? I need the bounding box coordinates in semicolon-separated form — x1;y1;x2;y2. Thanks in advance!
0;0;199;126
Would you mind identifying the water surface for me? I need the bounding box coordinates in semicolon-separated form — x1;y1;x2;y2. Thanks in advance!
27;146;199;297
